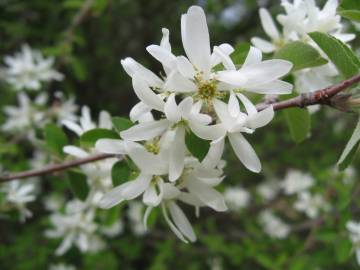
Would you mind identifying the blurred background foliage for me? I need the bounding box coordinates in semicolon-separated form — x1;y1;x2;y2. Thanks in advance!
0;0;360;269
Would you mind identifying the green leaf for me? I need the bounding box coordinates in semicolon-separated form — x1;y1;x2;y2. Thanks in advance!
338;117;360;170
112;117;133;133
283;108;311;143
309;32;360;78
44;123;68;157
80;128;120;148
274;41;328;71
231;43;251;65
67;171;89;201
185;130;210;161
111;160;131;186
338;0;360;22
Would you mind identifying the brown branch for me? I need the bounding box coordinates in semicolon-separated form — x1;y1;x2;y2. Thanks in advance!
0;153;116;183
0;74;359;183
256;73;360;111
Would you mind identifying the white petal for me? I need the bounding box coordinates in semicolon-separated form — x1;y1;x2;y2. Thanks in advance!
243;46;263;67
228;91;240;117
160;28;171;51
99;111;112;129
176;56;196;79
63;146;89;158
162;183;181;200
164;71;197;93
143;206;153;230
212;98;234;130
189;122;226;141
211;43;234;67
62;120;83;136
143;180;163;206
120;119;169;141
95;139;126;154
216;70;248;87
146;45;176;68
161;203;188;243
259;8;280;40
182;6;211;75
201;137;225;169
121;173;152;200
129;102;152;123
185;177;227;212
168;201;197;242
164;94;181;122
99;183;129;208
246;79;293;94
132;75;165;111
236;93;257;116
250;37;276;53
213;46;236;70
178;96;193;119
228;133;261;173
247;106;274;129
169;127;186;182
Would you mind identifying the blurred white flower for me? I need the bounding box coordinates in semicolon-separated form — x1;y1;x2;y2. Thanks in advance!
49;263;76;270
1;44;63;91
257;179;281;201
100;220;124;237
51;92;78;124
281;169;314;195
259;210;290;239
224;186;250;211
347;220;360;266
43;194;65;212
294;191;330;218
127;201;147;236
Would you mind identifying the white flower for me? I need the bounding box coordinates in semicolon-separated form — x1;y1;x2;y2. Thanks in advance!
45;200;105;255
51;92;78;124
49;263;76;270
294;191;330;218
281;169;314;195
257;179;281;201
2;44;63;91
100;220;124;237
2;92;46;132
43;194;65;212
62;106;112;136
127;201;147;236
1;179;37;222
347;220;360;266
259;210;290;239
223;186;250;211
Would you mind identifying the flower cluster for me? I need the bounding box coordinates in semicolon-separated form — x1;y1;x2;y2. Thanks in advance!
92;5;293;242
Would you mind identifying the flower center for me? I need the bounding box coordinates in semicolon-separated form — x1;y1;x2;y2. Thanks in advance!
197;80;217;101
144;142;160;155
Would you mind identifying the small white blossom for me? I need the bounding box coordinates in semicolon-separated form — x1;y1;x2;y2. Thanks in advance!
346;220;360;266
224;186;250;211
294;191;330;218
281;169;314;195
49;263;76;270
257;179;281;201
2;44;63;91
127;201;147;236
259;210;290;239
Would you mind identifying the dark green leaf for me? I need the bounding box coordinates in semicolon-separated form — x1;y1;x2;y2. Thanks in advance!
338;0;360;22
44;123;68;157
338;117;360;170
112;117;133;133
283;108;311;143
185;130;210;161
274;41;328;71
67;171;89;201
111;160;131;186
80;128;120;148
309;32;360;78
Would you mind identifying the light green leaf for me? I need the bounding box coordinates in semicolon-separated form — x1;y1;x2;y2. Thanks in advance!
112;117;133;133
309;32;360;78
338;117;360;170
111;160;131;186
185;130;210;161
67;171;89;201
283;108;311;143
338;0;360;22
80;128;120;148
44;123;68;157
274;41;328;71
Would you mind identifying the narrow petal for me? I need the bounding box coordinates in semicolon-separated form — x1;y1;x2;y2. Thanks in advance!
213;46;236;70
164;71;197;93
143;180;163;206
259;8;280;40
121;173;152;200
164;93;181;122
247;106;274;129
228;91;240;117
99;183;129;208
176;56;196;79
201;137;225;169
129;102;152;123
62;120;83;136
228;133;261;173
132;76;165;111
178;96;193;119
95;139;126;154
120;119;169;141
99;111;112;129
161;203;188;243
216;70;248;88
189;122;226;141
169;127;186;182
160;28;171;51
146;45;176;68
168;201;197;242
246;79;293;94
143;206;153;230
243;46;263;67
211;43;234;67
182;6;211;75
63;146;89;158
250;37;276;53
236;93;257;116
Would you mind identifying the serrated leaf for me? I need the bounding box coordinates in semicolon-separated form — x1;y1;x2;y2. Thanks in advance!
44;123;68;157
283;108;311;143
185;130;210;161
274;41;328;71
309;32;360;78
80;128;120;148
112;117;133;133
338;0;360;22
111;160;131;186
231;43;251;65
67;171;89;201
338;117;360;170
